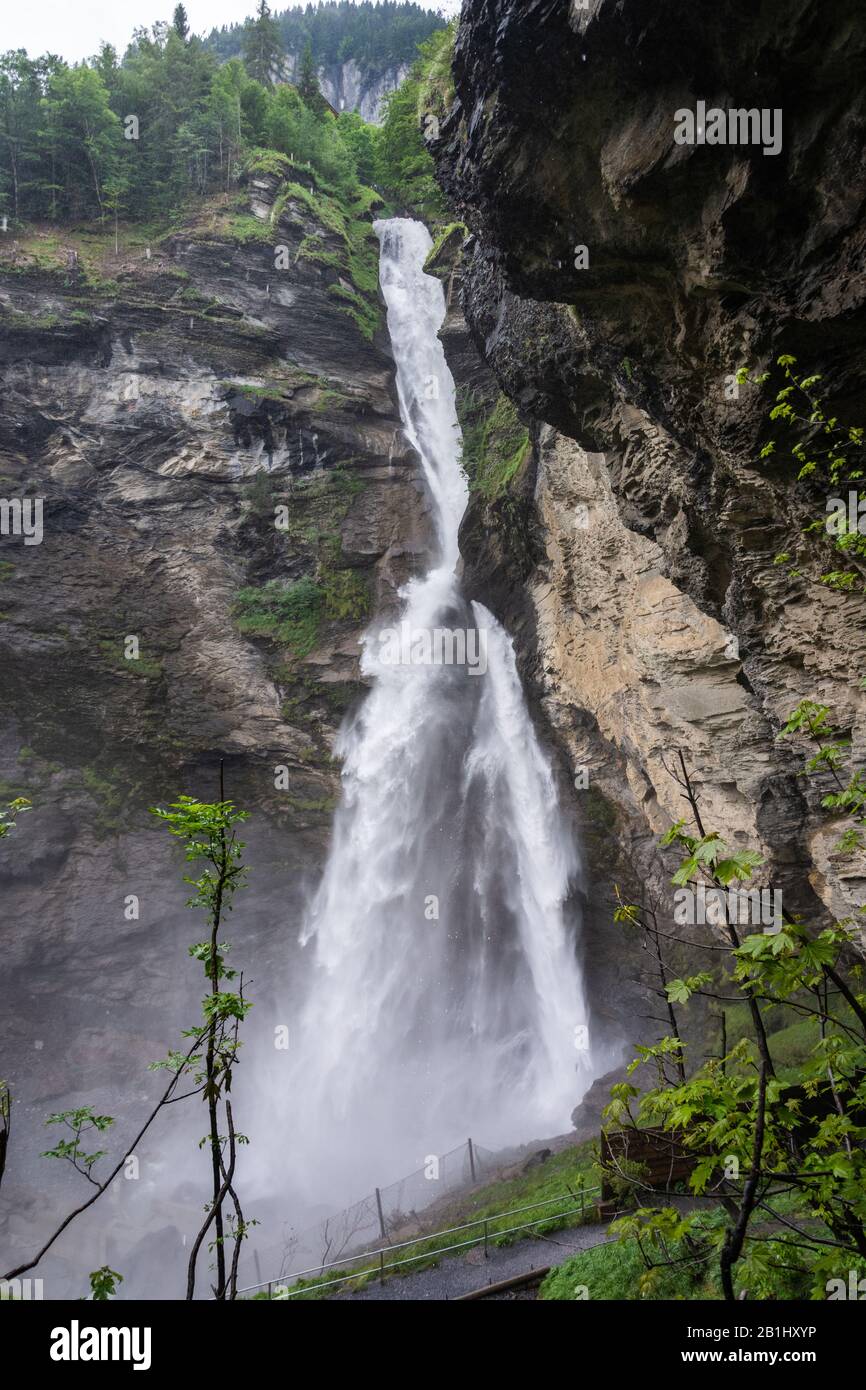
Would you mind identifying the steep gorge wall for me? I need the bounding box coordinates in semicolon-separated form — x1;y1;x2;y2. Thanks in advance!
431;0;866;944
0;174;433;1265
280;51;410;123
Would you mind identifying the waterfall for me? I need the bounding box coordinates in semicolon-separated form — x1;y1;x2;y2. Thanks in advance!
284;219;596;1202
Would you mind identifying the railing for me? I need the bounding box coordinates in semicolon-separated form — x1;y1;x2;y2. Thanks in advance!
235;1138;496;1292
239;1184;603;1299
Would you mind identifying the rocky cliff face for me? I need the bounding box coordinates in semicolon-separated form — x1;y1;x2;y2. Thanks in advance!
0;173;432;1252
431;0;866;943
281;51;410;122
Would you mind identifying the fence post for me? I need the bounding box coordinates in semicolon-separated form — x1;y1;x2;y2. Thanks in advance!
267;1281;272;1300
468;1137;477;1183
375;1186;387;1240
483;1218;489;1259
379;1250;385;1285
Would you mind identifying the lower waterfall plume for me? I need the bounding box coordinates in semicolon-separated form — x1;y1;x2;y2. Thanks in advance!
283;220;598;1203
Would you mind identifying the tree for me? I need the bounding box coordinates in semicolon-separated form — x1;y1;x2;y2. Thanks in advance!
242;0;283;89
206;59;249;191
0;52;45;220
173;4;190;42
0;1080;9;1196
43;65;121;219
262;81;303;154
336;110;379;187
0;798;29;1194
4;784;254;1301
151;783;254;1300
89;1266;123;1300
610;801;866;1299
297;39;323;113
103;155;132;253
377;28;452;219
204;2;447;72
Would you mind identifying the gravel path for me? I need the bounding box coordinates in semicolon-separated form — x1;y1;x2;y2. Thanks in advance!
337;1221;613;1301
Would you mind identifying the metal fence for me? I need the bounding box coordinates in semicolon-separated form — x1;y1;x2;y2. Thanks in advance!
240;1183;602;1298
234;1138;502;1294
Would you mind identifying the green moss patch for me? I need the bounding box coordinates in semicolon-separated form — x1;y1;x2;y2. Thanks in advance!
233;576;325;657
423;221;467;279
458;390;531;499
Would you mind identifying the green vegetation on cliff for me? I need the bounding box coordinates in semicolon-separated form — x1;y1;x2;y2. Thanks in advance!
376;25;455;221
422;220;467;278
233;564;369;658
233;576;325;655
458;390;531;499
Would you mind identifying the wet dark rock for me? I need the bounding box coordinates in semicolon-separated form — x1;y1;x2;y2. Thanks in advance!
432;0;866;951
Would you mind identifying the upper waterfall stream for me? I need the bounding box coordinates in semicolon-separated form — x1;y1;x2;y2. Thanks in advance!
285;219;596;1202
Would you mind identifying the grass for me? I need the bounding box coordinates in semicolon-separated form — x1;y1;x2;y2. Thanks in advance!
458;390;531;499
233;565;368;659
352;185;385;217
81;766;128;837
0;216;184;286
541;1192;850;1301
268;175;381;340
320;566;370;622
98;640;162;679
423;221;467;278
345;217;380;299
222;368;327;404
260;467;365;550
312;388;351;414
219;211;273;244
326;282;380;341
540;1235;720;1301
233;576;325;657
719;997;860;1082
296;235;343;273
244;149;297;181
272;180;348;241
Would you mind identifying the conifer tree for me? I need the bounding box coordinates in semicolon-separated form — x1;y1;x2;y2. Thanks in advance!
241;0;283;89
297;39;324;113
172;5;190;42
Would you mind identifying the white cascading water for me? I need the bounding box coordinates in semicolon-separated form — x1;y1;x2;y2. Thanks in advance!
285;219;595;1202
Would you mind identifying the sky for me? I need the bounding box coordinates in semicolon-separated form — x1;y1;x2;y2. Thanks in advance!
1;0;461;65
